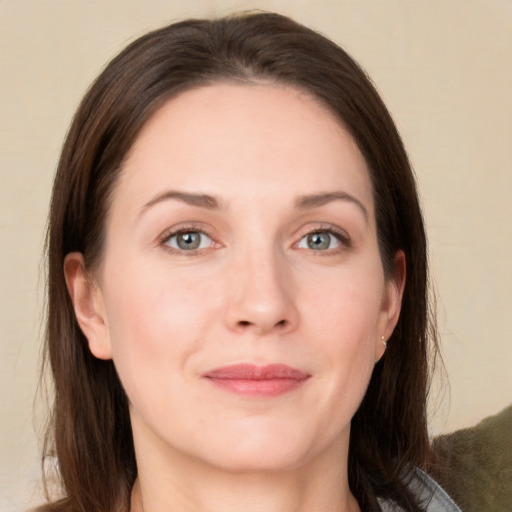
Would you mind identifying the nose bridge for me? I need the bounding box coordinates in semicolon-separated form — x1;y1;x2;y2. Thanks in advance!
225;239;297;334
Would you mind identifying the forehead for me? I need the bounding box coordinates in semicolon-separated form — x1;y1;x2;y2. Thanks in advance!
117;82;373;216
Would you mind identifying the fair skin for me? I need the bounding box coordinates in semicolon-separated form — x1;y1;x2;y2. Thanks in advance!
65;83;405;512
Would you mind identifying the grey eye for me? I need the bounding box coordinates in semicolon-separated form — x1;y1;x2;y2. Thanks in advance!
165;231;213;251
177;232;201;250
307;232;331;250
297;231;342;251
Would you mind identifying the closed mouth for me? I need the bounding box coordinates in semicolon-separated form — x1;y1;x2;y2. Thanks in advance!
203;363;310;397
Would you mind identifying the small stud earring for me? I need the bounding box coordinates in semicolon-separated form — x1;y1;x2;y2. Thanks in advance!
381;335;387;348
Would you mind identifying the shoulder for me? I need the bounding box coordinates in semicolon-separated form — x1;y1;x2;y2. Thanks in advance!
377;467;462;512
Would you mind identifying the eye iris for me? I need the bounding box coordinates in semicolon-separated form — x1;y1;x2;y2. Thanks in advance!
307;232;330;250
177;232;201;250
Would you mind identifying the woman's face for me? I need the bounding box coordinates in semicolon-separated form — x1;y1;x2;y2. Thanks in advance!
68;83;403;473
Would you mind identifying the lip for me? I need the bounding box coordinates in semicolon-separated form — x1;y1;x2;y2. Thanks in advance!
203;364;311;397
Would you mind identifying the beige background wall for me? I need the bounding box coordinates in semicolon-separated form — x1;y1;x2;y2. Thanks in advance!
1;1;510;510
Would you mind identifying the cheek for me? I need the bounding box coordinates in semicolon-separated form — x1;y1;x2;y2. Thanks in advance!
105;257;217;338
301;264;385;340
101;260;222;395
299;266;384;392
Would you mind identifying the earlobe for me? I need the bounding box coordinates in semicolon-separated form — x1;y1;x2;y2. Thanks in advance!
63;252;113;360
375;250;406;361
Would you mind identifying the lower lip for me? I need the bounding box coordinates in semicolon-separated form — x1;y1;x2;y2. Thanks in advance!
206;377;308;397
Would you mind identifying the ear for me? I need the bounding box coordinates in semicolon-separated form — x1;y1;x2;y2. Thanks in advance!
63;252;112;360
375;250;406;361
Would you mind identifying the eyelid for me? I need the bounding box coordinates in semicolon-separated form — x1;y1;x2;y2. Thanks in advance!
158;223;219;253
292;224;352;252
156;222;351;255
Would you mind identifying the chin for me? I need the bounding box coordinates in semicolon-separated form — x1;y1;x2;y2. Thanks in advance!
211;448;309;474
194;424;321;474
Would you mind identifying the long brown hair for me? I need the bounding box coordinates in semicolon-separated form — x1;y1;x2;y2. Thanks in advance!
39;12;436;512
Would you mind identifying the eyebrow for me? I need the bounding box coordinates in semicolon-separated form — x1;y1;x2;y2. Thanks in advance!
295;192;368;222
139;188;368;221
140;190;222;214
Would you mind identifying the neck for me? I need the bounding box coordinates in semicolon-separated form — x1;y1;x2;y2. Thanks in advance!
129;425;360;512
131;469;360;512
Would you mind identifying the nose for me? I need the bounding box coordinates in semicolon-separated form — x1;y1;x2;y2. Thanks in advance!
224;249;299;336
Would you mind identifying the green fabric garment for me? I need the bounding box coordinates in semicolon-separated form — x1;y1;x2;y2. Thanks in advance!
431;404;512;512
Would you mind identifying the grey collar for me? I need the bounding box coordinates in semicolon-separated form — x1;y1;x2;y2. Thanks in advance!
377;468;461;512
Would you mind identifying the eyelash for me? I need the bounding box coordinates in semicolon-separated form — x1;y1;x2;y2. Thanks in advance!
158;224;351;255
294;226;351;254
159;225;217;255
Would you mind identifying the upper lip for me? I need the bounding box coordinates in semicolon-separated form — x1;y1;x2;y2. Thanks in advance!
204;363;310;381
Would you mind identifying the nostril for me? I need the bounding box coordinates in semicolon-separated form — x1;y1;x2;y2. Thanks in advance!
236;319;288;330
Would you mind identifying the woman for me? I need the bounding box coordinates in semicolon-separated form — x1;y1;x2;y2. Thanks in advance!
38;12;460;512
